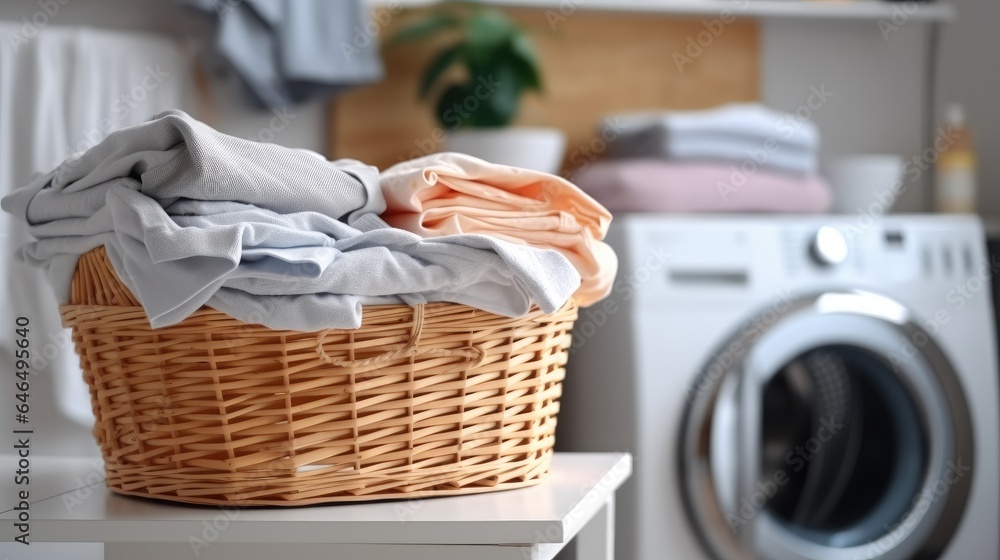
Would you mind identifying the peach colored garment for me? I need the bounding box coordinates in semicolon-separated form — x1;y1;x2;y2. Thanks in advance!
380;152;617;307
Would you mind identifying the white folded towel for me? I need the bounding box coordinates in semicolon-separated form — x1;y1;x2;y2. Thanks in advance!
3;110;580;330
602;103;820;174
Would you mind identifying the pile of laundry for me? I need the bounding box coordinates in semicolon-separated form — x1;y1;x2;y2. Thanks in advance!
2;110;616;331
575;103;831;213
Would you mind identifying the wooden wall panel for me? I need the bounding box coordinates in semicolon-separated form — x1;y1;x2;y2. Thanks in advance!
330;8;760;171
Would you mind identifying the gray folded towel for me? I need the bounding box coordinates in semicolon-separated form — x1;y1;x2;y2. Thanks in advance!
2;110;580;330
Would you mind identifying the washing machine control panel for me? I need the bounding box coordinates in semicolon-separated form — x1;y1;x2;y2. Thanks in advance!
784;220;980;286
622;217;984;300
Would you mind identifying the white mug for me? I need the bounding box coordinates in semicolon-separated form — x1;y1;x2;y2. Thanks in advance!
822;154;905;215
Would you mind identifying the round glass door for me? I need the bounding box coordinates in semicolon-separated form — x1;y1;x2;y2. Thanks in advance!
681;291;973;560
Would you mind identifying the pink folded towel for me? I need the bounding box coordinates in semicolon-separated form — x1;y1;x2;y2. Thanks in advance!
380;152;617;307
573;160;832;213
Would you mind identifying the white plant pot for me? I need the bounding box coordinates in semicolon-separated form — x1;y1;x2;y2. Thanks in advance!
444;127;567;174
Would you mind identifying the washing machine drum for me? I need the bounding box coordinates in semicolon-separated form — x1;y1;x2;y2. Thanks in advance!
681;291;974;560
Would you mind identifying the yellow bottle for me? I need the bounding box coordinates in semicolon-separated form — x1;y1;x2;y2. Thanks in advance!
935;103;978;214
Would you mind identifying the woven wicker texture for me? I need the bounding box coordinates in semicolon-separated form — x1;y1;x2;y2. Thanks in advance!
61;247;577;506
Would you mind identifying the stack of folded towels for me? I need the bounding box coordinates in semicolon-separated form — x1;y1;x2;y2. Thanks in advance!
575;103;831;213
2;110;616;331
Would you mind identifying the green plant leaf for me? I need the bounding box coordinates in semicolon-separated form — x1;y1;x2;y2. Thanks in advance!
509;34;542;91
472;58;524;127
419;43;464;99
416;5;542;129
388;13;459;46
464;10;517;63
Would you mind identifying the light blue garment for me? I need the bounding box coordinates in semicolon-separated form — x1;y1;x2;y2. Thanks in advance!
2;111;580;330
184;0;383;108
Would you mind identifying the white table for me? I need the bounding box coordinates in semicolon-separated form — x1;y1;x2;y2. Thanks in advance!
1;452;631;560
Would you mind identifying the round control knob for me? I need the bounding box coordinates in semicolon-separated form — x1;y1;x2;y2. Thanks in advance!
810;226;848;266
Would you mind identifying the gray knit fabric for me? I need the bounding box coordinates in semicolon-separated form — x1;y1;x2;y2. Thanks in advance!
2;110;579;330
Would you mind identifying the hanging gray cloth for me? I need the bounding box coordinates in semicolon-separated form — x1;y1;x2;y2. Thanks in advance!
184;0;383;108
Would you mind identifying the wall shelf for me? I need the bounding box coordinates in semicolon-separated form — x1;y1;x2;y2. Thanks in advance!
370;0;955;22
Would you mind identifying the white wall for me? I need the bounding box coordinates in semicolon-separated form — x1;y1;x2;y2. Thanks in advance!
762;18;932;213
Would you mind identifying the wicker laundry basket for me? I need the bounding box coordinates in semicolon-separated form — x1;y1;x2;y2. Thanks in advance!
60;247;577;506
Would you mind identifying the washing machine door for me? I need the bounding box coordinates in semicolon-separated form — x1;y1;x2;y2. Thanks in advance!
681;291;974;560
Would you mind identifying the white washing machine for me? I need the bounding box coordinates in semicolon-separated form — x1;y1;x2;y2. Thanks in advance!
557;215;999;560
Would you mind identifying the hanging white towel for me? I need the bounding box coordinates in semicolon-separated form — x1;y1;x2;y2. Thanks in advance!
0;23;193;455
